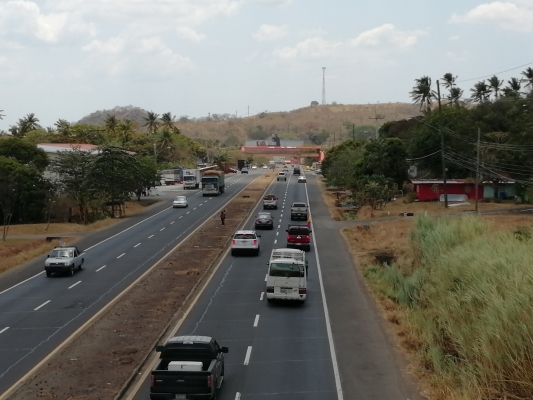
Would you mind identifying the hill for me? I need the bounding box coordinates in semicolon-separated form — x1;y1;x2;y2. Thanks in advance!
77;103;422;145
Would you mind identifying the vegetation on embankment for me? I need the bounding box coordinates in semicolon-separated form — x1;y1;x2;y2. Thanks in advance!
359;215;533;399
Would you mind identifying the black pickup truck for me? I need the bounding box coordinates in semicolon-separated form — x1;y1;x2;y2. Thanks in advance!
150;335;228;400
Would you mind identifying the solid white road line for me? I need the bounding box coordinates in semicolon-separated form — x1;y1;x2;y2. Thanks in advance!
68;281;81;289
34;300;51;311
260;292;264;301
0;327;9;334
264;274;268;282
96;265;106;272
244;346;252;365
134;243;141;248
160;227;165;231
253;315;260;327
148;234;154;238
117;253;125;259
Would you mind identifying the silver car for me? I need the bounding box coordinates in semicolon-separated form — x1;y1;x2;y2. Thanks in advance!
45;246;84;277
173;195;188;208
231;230;261;256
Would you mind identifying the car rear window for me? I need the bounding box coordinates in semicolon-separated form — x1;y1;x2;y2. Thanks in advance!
288;227;310;235
269;263;304;278
293;203;306;208
234;234;256;239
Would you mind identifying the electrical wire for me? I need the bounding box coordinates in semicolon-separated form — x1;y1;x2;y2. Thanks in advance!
455;61;533;84
406;149;441;161
444;148;533;176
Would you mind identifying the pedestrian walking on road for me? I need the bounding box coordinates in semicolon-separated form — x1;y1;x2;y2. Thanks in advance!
220;210;226;225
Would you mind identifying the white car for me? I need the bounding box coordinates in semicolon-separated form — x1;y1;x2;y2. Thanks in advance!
172;195;188;208
251;165;257;170
262;165;268;169
231;230;261;256
277;172;287;181
298;176;307;183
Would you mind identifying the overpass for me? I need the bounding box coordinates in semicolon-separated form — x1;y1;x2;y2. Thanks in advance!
240;146;322;158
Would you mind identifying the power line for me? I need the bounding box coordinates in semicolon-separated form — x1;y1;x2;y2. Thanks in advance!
456;61;533;83
406;149;441;161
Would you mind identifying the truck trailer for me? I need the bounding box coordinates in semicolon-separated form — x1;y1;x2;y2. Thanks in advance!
182;169;202;189
201;170;225;196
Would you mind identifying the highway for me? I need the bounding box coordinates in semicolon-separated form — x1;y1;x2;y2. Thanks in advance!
0;172;259;395
130;170;342;400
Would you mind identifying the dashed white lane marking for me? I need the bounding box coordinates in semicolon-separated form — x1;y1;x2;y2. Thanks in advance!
274;239;277;244
96;265;106;272
280;214;283;217
117;253;125;259
0;327;10;334
265;274;268;281
193;207;197;210
278;225;280;229
68;281;81;289
199;204;203;207
160;227;165;231
244;346;252;365
276;232;279;236
253;315;260;327
34;300;51;311
204;200;208;203
170;221;175;224
260;292;264;301
186;211;190;214
179;216;183;219
148;234;154;238
134;243;141;248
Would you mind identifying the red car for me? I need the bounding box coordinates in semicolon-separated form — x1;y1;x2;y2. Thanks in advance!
286;224;311;251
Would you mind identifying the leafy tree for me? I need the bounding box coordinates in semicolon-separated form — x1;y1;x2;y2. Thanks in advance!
321;140;364;179
248;126;269;140
487;75;503;99
361;138;408;186
143;111;160;135
308;130;330;145
470;81;491;104
0;138;49;171
502;77;522;99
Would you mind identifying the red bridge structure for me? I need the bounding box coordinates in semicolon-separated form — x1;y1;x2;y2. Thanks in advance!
241;145;324;161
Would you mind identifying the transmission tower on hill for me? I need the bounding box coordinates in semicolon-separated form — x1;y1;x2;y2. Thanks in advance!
322;67;326;105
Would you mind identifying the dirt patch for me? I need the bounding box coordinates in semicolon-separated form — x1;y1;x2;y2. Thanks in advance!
7;174;273;400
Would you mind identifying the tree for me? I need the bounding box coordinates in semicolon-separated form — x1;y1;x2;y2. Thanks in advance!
310;101;319;107
441;72;457;91
470;81;491;104
521;67;533;93
502;77;522;99
213;151;230;170
447;87;464;107
487;75;503;99
16;113;41;137
104;114;119;135
161;112;180;134
361;138;408;186
410;76;435;112
0;138;49;171
308;130;330;145
0;157;41;239
143;111;160;135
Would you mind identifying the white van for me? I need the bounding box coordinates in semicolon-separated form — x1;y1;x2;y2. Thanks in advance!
265;248;307;303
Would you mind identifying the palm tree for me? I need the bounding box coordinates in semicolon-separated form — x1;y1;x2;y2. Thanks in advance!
54;119;71;139
105;114;119;135
117;119;135;146
487;75;503;99
470;81;491;104
0;110;4;120
160;112;180;133
143;111;160;135
502;77;522;99
213;151;230;170
521;67;533;93
447;87;464;107
410;76;435;112
17;113;41;136
441;73;457;91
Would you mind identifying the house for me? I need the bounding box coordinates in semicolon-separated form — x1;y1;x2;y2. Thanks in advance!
482;180;516;200
411;179;484;202
37;143;102;161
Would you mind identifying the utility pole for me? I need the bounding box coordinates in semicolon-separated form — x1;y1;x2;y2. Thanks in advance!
369;105;385;139
153;142;157;162
352;124;355;140
475;127;481;214
437;80;448;208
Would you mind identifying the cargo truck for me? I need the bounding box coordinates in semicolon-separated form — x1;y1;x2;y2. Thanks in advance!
201;170;225;196
160;169;182;185
150;335;228;400
265;248;308;303
182;169;202;189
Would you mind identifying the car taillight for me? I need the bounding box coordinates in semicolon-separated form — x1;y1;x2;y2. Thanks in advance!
266;287;274;293
306;236;311;242
299;288;307;294
287;236;291;240
232;240;236;245
150;375;154;387
256;220;259;224
253;240;257;245
207;375;212;388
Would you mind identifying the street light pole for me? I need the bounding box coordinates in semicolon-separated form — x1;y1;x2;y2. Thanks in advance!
436;80;448;208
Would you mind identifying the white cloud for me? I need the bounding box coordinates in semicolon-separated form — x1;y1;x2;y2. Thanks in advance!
253;24;287;41
351;24;425;48
176;27;206;42
254;0;293;5
274;37;341;59
450;1;533;32
83;37;126;55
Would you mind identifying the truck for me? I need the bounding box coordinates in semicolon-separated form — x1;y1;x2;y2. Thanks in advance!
160;169;182;185
237;159;246;170
265;248;308;303
286;224;312;251
150;335;228;400
182;169;202;189
263;194;278;210
290;202;308;220
201;170;225;196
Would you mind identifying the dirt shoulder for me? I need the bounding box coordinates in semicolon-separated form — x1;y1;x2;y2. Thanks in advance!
6;173;274;400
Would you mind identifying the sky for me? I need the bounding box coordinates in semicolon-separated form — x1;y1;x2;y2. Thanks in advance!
1;0;533;130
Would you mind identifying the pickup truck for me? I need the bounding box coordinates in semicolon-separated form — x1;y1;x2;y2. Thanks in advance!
263;194;278;209
286;224;312;251
44;245;84;277
150;335;228;400
290;202;308;221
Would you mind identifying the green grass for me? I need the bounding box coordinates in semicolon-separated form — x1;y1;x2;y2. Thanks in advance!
367;215;533;399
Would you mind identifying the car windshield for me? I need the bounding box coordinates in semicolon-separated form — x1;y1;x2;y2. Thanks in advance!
269;263;303;278
174;196;186;201
234;234;256;239
183;176;194;181
51;249;73;258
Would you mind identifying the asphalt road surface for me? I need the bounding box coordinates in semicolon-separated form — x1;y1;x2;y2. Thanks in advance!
0;172;259;395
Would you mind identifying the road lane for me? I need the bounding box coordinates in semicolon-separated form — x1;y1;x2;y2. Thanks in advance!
0;172;263;395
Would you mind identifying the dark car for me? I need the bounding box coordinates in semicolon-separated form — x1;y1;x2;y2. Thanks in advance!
255;212;274;230
293;167;301;175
